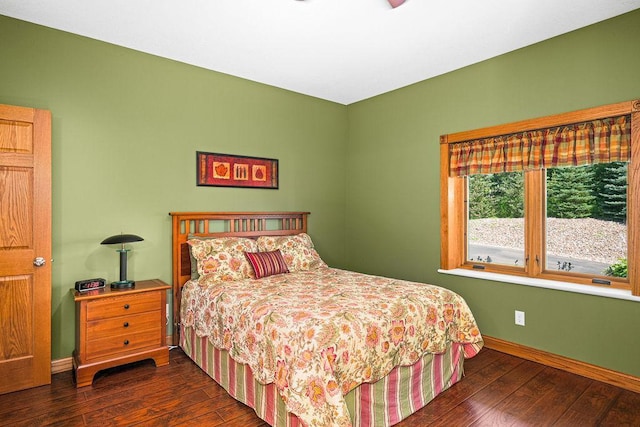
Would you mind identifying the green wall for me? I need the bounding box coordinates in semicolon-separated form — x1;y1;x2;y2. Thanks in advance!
2;10;639;377
0;15;348;360
346;10;640;376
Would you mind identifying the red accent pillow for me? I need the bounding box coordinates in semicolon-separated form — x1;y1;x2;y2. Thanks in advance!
245;250;290;279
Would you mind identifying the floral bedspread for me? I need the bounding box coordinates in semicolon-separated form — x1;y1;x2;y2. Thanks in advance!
181;267;483;427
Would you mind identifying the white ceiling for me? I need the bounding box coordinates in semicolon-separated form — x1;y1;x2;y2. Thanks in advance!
2;0;640;105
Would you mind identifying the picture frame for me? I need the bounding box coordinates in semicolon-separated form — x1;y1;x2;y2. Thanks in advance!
196;151;279;189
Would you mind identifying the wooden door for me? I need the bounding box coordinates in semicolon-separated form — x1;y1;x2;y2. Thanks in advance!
0;104;52;394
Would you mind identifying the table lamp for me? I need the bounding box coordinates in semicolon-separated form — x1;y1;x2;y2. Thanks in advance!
100;233;144;288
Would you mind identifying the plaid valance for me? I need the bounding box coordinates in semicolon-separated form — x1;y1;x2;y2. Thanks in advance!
449;115;631;177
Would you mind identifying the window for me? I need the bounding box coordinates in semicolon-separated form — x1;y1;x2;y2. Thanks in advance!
440;99;640;296
467;172;524;268
544;163;627;276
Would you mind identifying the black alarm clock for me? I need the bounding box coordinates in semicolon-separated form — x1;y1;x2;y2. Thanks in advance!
75;278;106;292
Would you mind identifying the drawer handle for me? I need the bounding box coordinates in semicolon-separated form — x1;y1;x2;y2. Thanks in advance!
123;322;129;328
124;340;130;346
124;304;130;310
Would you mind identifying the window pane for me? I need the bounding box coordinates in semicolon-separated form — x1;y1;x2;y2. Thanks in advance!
545;163;628;277
467;172;525;267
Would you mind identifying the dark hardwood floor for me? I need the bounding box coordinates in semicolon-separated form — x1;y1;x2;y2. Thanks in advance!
1;348;638;426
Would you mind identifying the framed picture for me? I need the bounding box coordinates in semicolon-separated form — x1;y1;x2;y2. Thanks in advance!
196;151;279;189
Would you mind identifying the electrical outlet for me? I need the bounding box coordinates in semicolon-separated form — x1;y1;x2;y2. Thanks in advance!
515;310;525;326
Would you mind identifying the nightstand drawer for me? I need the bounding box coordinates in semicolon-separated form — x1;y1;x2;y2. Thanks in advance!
86;329;162;361
87;311;161;339
86;291;161;320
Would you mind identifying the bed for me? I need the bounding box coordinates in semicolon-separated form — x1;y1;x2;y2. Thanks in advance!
170;212;483;427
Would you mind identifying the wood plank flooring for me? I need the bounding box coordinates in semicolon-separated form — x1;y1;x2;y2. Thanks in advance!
0;347;638;426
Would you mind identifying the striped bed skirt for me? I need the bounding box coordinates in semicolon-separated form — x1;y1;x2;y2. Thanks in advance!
181;324;471;426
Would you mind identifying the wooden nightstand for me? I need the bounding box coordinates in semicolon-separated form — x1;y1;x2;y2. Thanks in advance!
72;279;171;387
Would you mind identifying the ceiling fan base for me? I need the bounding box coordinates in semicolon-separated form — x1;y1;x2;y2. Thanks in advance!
388;0;406;8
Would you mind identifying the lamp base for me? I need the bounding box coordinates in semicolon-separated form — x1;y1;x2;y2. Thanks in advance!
111;280;135;289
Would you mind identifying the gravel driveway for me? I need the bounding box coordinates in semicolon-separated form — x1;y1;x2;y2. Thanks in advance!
468;217;626;265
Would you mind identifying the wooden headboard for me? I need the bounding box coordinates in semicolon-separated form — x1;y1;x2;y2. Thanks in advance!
168;211;310;344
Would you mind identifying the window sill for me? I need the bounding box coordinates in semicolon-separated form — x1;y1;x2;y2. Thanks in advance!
437;268;640;303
